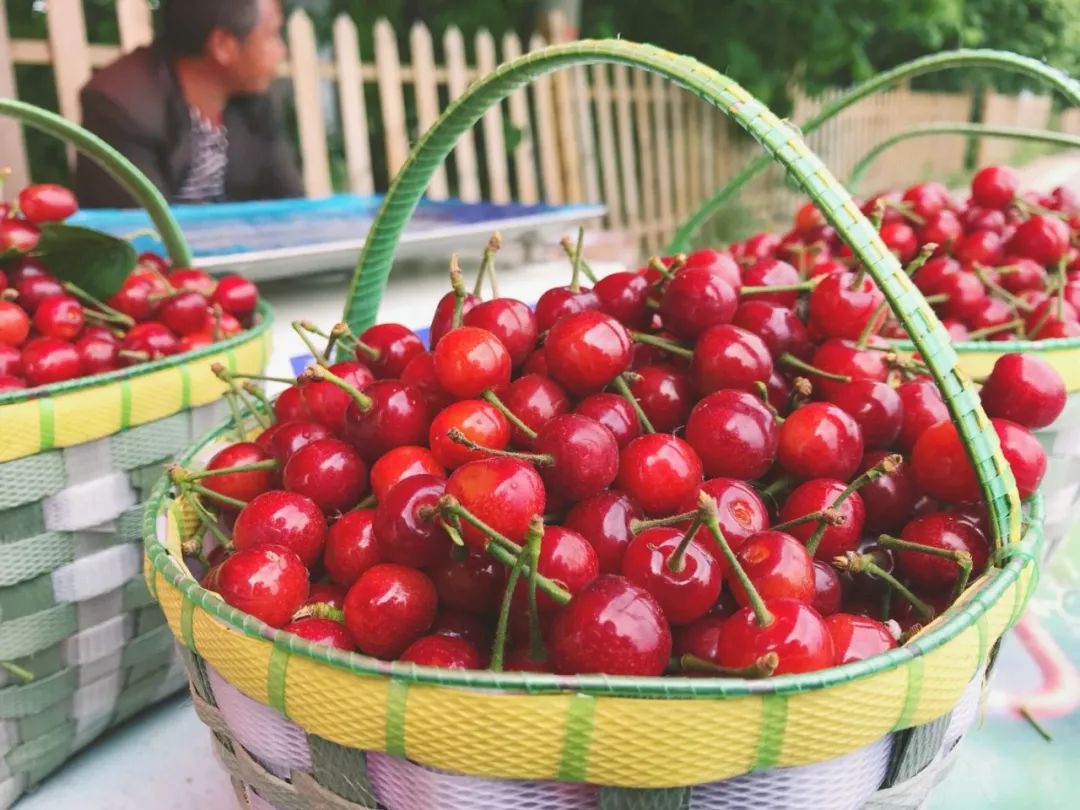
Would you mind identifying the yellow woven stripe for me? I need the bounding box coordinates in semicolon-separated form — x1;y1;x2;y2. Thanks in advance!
191;604;273;703
907;625;981;726
0;399;42;461
127;366;186;425
49;382;123;447
284;653;389;751
956;346;1080;391
779;665;906;766
155;571;185;641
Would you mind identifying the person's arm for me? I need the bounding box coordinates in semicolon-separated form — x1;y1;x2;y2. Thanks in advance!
262;129;305;199
74;87;170;208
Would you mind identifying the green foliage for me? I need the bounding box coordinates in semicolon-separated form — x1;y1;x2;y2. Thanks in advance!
29;224;137;299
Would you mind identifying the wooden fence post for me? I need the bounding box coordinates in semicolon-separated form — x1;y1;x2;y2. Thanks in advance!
612;65;640;240
0;0;30;195
528;33;563;204
444;26;481;202
373;18;409;183
475;29;511;204
334;14;374;196
590;64;621;230
502;32;539;204
45;0;91;131
410;22;449;199
287;10;332;197
116;0;154;52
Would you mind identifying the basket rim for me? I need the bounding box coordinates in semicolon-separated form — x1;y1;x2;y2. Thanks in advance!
0;300;274;408
142;419;1043;699
891;334;1080;353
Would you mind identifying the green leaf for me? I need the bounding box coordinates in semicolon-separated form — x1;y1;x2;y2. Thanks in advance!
31;223;136;300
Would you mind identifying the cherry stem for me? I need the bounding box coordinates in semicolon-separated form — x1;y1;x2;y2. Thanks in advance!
290;602;345;623
833;552;934;622
753;381;783;422
771;507;845;534
856;297;892;348
356;493;377;510
877;534;974;601
227;371;304;386
559;233;598;284
966;318;1024;340
761;473;797;501
922;293;949;305
677;652;779;678
481;389;538;439
779;353;851;383
185;492;235;550
869;199;886;232
352;339;381;362
790;376;813;409
568;226;587;293
524;516;547;662
888;199;926;227
630;510;697;535
446;428;554;466
1055;256;1067;322
741;279;820;295
174;460;279;483
213;364;270;430
489;543;526;672
0;661;35;683
805;454;902;556
301;364;373;411
449;255;468;327
291;321;329;366
973;266;1033;313
473;232;503;298
187;481;248;511
62;281;134;327
222;391;248;442
666;513;703;573
303;321;358;360
904;243;938;278
0;288;18;302
612;374;657;434
118;349;149;363
242;383;274;425
699;492;773;627
630;331;694;359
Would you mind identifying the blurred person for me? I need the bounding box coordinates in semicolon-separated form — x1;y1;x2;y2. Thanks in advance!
75;0;302;207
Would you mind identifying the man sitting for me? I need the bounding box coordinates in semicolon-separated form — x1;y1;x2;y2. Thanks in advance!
75;0;303;207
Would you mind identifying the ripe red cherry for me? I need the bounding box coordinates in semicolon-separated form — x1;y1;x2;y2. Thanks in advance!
682;249;742;289
826;614;896;664
302;582;346;609
716;598;834;675
780;478;866;559
729;531;815;606
564;490;643;574
0;343;22;377
971;165;1018;210
20;337;82;386
859;451;919;535
341;380;429;462
200;441;275;508
574;393;640;448
369;445;444;502
0;375;25;392
400;635;483;668
544;310;632;396
282;437;368;514
156;291;210;336
954;229;1005;266
356;323;425;379
626;364;692;432
0;300;31;346
106;274;159;322
794;201;825;234
902;182;951;220
232;490;328;567
594;271;652;329
211;275;259;318
812;561;843;617
502;373;571;448
809;339;890;401
122;322;179;361
880;220;919;263
215;545;309;628
659;264;738;339
737;232;782;263
996;257;1046;295
343;564;438;658
1009;214;1070;265
534;284;599;332
686;478;770;558
283;617;354;651
532;413;620;502
18;183;78;224
374;474;452;568
616;433;703;517
549;575;672;676
31;294;84;341
778;402;864;481
429;399;510;467
690;324;773;396
826;380;902;450
445;457;546;549
685;390;778;480
894;512;990;590
742;259;801;307
0;218;40;253
168;268;216;296
258;419;333;464
919;210;962;253
401;351;453;417
896;379;948;453
323;509;380;588
463;298;538;368
674;614;728;662
732;300;812;361
1025;298;1079;340
980;353;1066;430
513;525;599;614
433;326;512;399
621;527;722;625
431;611;493;657
429;289;480;349
808;272;885;341
430;552;504;615
15;274;64;312
75;331;121;374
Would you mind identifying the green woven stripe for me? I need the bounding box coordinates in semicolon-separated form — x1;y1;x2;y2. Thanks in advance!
119;379;133;430
976;613;989;665
0;502;46;542
180;597;196;652
0;531;71;587
0;648;63;689
129;463;168;500
226;349;238;374
598;787;692;809
135;604;167;636
0;604;76;661
17;699;71;742
0;574;56;620
110;413;189;469
120;624;176;668
36;397;56;452
122;576;155;611
895;656;925;729
557;692;596;782
0;452;65;511
751;693;788;771
308;735;379;806
0;669;76;719
266;645;289;714
179;363;192;410
384;679;409;758
116;505;146;542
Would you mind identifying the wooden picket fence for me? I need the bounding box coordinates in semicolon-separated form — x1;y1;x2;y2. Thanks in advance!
2;2;1073;252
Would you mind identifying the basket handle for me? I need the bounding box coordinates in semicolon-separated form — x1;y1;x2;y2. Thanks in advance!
848;123;1080;191
0;98;193;267
668;48;1080;253
342;39;1021;550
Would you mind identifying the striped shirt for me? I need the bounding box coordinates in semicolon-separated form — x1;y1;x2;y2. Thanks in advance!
176;107;228;204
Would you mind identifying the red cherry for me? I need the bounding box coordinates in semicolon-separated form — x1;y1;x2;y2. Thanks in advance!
673;614;727;662
689;324;773;396
825;613;896;664
156;291;210;336
302;582;345;609
616;433;703;517
401;351;454;418
812;561;843;617
521;348;549;376
121;322;179;361
200;442;275;508
0;218;40;253
549;575;672;676
532;413;620;502
732;300;812;361
742;259;801;307
343;563;438;658
168;268;216;297
504;645;553;672
809;338;889;401
996;257;1047;295
660;264;738;339
893;512;990;591
433;325;512;398
323;509;380;588
106;274;159;322
0;300;31;346
17;183;78;223
778;402;864;481
5;257;49;285
502;373;571;448
574;392;640;448
282;437;368;514
919;211;963;253
954;229;1004;266
429;289;479;348
429;399;510;468
369;445;444;502
962;206;1007;233
594;271;652;329
808;272;885;341
626;364;692;433
1024;298;1079;340
232;489;327;567
341;380;430;462
971;166;1018;210
0;375;26;392
19;337;82;386
258;419;334;465
215;545;309;628
682;249;742;289
1009;214;1070;265
621;527;722;625
514;525;599;614
534;285;599;332
430;552;504;615
0;343;23;376
544;310;632;396
980;353;1066;430
729;531;815;606
356;323;425;379
779;478;865;559
685;390;778;480
794;201;825;234
685;478;770;557
30;294;83;341
826;380;902;450
445;457;546;549
136;252;170;275
896;379;948;453
880;221;919;263
859;451;919;535
463;298;538;368
431;611;492;659
283;617;354;651
399;634;483;668
211;275;259;318
15;274;64;312
564;490;643;574
374;474;453;567
75;332;121;374
902;182;951;220
715;598;834;675
738;232;782;263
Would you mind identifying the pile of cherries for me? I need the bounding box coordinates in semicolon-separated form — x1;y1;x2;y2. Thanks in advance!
179;214;1065;679
0;183;260;392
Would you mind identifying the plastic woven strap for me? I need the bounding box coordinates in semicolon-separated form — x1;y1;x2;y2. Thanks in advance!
0;503;46;543
881;713;951;788
597;787;690;809
309;735;379;808
0;669;77;720
109;412;192;470
0;603;76;661
0;452;65;511
0;532;69;588
0;574;55;621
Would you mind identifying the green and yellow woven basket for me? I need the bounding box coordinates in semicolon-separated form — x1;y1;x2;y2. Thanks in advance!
143;41;1041;810
0;100;271;807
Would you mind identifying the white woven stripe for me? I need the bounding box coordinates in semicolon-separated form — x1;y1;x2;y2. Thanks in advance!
61;437;113;485
0;775;24;808
77;587;125;629
0;721;15;754
72;714;113;752
63;615;133;666
72;671;122;720
77;650;125;687
191;401;230;439
51;544;142;603
43;472;136;532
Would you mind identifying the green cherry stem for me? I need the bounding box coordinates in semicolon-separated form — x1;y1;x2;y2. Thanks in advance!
292;320;329;366
450;255;468;327
699;492;773;627
222;391;248;442
301;364;373;411
447;428;554;466
568;226;587;293
973;266;1033;313
630;331;694;359
290;602;346;622
876;534;974;600
1055;256;1068;322
212;364;270;429
779;353;852;383
833;551;934;622
0;661;35;683
741;278;821;295
666;513;704;573
612;374;657;434
677;652;779;678
965;318;1025;341
226;370;305;386
630;510;698;535
490;544;527;672
473;232;503;298
559;233;598;284
172;460;279;483
904;243;938;278
185;492;235;549
61;281;134;327
805;453;902;556
524;516;547;662
242;382;275;423
481;389;538;439
771;507;845;534
856;298;892;348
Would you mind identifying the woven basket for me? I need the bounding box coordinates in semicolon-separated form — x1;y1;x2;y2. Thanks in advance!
144;40;1041;810
0;100;272;808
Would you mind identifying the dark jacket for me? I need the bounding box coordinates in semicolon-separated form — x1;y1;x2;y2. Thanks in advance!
75;43;304;208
